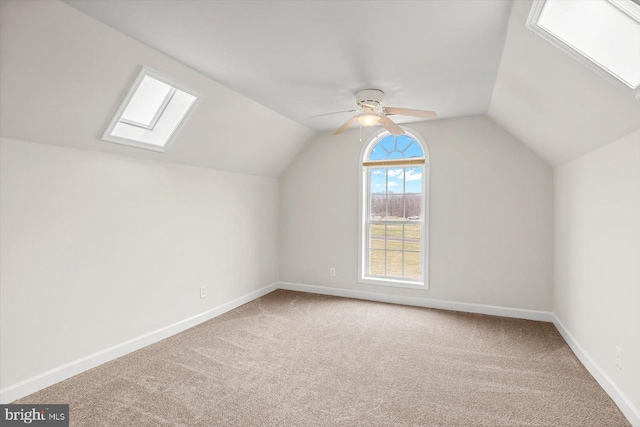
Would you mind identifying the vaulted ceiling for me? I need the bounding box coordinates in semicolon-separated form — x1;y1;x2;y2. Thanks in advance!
488;0;640;165
1;0;638;172
0;0;314;178
64;0;513;132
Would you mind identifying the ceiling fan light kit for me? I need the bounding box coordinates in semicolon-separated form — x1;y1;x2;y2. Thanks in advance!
357;113;380;126
312;88;437;136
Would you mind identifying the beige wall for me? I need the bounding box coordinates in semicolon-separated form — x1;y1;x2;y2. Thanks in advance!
0;138;279;389
279;116;554;311
554;130;640;412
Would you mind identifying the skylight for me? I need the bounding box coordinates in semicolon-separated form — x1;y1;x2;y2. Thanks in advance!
102;67;198;152
527;0;640;99
119;76;176;129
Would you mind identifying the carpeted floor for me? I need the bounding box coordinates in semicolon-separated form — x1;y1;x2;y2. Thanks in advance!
16;290;629;426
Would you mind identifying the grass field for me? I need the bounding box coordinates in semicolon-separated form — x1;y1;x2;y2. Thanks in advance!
369;223;421;278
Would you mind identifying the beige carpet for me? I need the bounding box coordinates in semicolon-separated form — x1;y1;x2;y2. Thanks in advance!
17;290;629;426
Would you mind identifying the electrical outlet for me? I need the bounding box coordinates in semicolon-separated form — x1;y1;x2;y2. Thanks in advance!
615;346;622;369
329;267;336;277
200;285;207;299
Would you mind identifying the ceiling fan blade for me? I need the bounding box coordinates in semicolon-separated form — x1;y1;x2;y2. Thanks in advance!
384;107;437;120
378;115;404;136
308;109;357;119
333;116;359;135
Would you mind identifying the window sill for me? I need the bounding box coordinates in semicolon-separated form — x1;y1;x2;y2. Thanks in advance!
359;276;428;290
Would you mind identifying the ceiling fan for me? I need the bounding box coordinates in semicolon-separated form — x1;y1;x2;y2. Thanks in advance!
309;89;437;136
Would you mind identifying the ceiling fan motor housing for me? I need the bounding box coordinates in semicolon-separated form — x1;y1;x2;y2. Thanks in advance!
356;89;384;109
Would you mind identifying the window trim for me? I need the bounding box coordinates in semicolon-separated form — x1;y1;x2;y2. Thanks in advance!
101;66;201;152
358;127;430;290
527;0;640;100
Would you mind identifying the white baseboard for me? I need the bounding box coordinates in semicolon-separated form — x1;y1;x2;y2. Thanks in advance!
0;281;551;403
277;282;553;322
0;282;278;404
553;315;640;427
4;282;636;427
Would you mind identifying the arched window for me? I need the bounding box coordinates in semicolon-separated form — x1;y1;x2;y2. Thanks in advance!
359;129;429;288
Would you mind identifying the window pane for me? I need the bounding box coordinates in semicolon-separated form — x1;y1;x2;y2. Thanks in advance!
369;144;387;161
379;135;396;153
405;166;422;220
120;75;173;127
387;195;404;219
112;89;196;147
370;250;385;275
370;194;386;219
404;224;421;251
370;168;386;194
404;167;423;194
386;250;403;277
387;150;403;160
368;135;425;161
386;223;403;240
405;194;421;220
370;224;385;249
404;251;422;279
386;224;403;250
387;241;402;250
387;168;404;194
395;134;414;152
404;141;424;158
537;0;640;88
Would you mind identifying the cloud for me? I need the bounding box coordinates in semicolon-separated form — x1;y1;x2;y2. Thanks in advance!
405;170;422;181
387;169;404;178
387;182;399;188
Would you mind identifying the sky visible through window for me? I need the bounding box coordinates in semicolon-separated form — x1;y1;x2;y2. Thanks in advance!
368;134;424;195
370;134;424;161
365;133;425;281
371;167;422;194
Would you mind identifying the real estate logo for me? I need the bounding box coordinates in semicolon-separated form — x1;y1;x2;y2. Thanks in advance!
0;405;68;426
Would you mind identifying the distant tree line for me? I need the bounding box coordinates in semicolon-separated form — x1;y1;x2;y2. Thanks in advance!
371;194;421;219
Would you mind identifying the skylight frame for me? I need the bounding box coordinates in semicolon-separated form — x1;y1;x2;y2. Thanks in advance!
527;0;640;100
101;66;200;152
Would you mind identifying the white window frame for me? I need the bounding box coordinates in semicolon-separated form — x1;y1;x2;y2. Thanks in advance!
527;0;640;99
101;66;201;152
358;127;430;290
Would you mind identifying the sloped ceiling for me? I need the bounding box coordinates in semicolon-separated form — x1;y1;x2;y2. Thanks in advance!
0;0;314;178
63;0;513;132
2;0;637;171
488;0;640;166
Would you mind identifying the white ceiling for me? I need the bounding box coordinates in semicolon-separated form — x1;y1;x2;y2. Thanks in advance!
489;0;640;166
3;0;636;171
64;0;514;132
